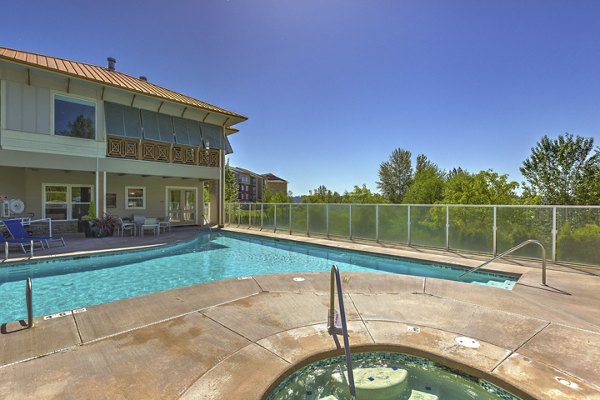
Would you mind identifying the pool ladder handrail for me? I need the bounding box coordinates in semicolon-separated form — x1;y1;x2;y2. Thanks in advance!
202;214;213;234
459;239;547;285
26;276;34;328
328;264;356;398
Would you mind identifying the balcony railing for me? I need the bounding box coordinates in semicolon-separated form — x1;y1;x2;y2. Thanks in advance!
107;135;220;167
226;202;600;269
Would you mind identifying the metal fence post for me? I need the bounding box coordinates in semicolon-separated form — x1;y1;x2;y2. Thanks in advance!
552;206;557;262
238;203;241;226
228;203;231;225
260;203;264;230
375;204;379;242
326;204;330;237
349;204;353;240
249;204;252;227
274;204;277;232
493;206;497;256
445;205;450;250
306;204;310;236
407;205;411;245
289;205;292;235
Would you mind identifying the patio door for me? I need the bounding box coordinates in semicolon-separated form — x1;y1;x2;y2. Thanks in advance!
166;187;197;225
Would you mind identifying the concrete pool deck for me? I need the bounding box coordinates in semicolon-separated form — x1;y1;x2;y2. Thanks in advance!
1;227;599;399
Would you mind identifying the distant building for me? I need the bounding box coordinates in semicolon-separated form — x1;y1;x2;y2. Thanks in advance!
230;167;265;202
263;173;288;196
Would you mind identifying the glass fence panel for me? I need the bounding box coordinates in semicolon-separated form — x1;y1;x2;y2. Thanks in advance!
247;203;260;228
275;204;291;231
328;204;350;238
228;203;240;225
556;207;600;266
262;204;275;229
308;204;327;235
352;204;377;240
378;205;408;244
496;207;552;259
448;206;494;253
225;203;231;224
291;204;308;233
410;205;446;248
239;203;250;226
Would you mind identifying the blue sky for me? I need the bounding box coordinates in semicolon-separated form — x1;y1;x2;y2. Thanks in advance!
2;0;600;195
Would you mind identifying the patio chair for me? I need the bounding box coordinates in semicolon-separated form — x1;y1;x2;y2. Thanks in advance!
116;216;136;237
158;217;171;233
140;218;159;237
3;219;65;248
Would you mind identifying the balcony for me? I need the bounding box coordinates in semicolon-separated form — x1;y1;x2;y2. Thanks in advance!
106;135;219;167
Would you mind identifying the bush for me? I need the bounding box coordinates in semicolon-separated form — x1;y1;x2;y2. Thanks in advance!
557;223;600;265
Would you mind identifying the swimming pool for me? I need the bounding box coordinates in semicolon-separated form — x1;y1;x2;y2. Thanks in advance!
0;231;518;323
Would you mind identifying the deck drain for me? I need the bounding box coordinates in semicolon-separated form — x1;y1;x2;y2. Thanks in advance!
293;277;305;282
556;377;578;388
455;336;480;349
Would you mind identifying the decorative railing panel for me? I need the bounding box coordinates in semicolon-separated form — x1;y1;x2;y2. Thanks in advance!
106;135;219;168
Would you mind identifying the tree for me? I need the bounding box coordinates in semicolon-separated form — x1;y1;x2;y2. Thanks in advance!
342;184;388;204
224;161;238;203
520;133;600;205
403;156;445;204
377;148;413;203
302;185;342;203
443;169;519;205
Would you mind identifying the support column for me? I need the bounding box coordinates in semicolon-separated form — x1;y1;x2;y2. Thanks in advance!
218;150;225;227
96;170;106;217
209;181;218;226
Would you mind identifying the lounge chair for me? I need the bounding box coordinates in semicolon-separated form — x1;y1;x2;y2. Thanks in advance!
0;234;44;255
2;219;66;248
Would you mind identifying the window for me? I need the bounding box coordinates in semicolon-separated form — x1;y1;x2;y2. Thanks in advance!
54;94;96;139
44;184;93;220
126;187;145;209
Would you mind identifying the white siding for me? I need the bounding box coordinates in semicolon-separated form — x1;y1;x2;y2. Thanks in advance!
5;80;51;134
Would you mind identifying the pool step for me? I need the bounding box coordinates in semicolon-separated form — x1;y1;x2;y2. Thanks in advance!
409;389;439;399
331;367;408;400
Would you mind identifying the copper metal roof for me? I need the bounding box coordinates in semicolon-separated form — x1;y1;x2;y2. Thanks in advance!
0;46;247;121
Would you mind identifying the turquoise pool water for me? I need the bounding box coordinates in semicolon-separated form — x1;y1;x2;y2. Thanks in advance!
0;231;518;323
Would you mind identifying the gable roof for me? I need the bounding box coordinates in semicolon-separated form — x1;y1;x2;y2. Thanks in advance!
263;173;287;183
0;46;247;122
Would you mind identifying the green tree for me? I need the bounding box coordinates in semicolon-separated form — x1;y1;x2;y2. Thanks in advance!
443;169;519;205
520;133;600;204
63;114;95;139
302;185;342;203
342;184;388;204
224;161;238;203
377;148;413;203
403;156;445;204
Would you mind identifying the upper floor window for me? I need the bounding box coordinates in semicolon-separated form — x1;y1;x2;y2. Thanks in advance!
54;94;96;139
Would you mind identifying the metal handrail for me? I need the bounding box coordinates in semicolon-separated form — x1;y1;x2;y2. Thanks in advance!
26;277;34;328
459;239;547;285
328;265;356;398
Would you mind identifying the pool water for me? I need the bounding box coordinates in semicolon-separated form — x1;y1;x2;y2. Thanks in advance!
266;352;519;400
0;231;518;323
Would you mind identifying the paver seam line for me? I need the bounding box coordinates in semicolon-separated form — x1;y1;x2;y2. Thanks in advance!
71;312;84;345
251;276;266;293
500;321;551;369
178;341;292;399
347;293;375;344
0;345;78;369
79;291;262;345
412;290;551;327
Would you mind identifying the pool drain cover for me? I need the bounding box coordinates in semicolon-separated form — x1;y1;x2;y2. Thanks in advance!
455;336;480;349
293;277;305;282
556;377;578;388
